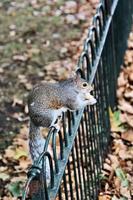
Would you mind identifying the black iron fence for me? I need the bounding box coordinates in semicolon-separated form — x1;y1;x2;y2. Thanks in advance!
22;0;133;199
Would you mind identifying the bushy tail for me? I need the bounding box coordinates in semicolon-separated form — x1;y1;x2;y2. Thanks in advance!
29;120;50;181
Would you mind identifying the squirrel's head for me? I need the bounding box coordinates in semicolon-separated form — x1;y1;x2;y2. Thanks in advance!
72;70;97;105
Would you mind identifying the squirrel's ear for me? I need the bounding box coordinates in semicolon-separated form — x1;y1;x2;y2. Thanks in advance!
69;71;78;79
70;69;84;79
76;68;85;79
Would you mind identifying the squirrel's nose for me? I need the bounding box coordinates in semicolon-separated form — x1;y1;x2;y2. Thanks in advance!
88;85;94;92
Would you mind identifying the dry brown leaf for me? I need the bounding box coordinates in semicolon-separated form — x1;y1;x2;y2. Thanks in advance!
0;166;8;172
121;129;133;142
24;105;29;114
125;115;133;128
101;169;110;176
103;163;112;171
113;139;127;155
124;89;133;98
114;177;121;193
13;138;29;152
111;132;121;139
19;126;29;139
118;99;133;114
105;158;111;165
108;154;119;169
18;74;27;83
118;149;132;160
11;176;26;183
24;82;33;90
11;112;24;121
109;109;124;132
19;157;31;170
98;193;111;200
120;112;128;123
120;185;131;199
117;71;128;87
121;113;133;128
129;71;133;82
4;147;16;159
13;54;28;61
105;183;110;191
116;86;125;99
124;50;133;65
12;96;23;107
63;1;77;14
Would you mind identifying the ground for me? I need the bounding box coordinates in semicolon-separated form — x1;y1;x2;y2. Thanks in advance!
0;0;98;199
0;0;97;149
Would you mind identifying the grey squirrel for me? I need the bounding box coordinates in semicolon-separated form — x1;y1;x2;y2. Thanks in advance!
28;71;96;180
28;72;96;129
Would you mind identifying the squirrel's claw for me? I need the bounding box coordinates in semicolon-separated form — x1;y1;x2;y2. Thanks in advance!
50;116;62;132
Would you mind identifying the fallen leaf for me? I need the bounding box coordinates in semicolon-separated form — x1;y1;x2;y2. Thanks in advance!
117;71;128;87
115;168;129;187
113;139;127;155
108;154;119;169
12;96;23;107
114;177;121;193
109;108;124;132
0;173;10;181
12;54;28;62
118;99;133;114
14;148;28;160
117;87;125;99
13;138;29;151
111;196;120;200
7;181;22;197
5;147;16;159
124;89;133;98
0;166;8;172
98;193;111;200
124;113;133;128
118;149;132;160
19;157;31;169
121;129;133;142
120;185;131;199
103;163;112;171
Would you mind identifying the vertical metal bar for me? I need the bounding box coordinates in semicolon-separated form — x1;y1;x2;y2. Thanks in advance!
71;147;80;200
62;113;68;147
63;173;69;200
77;126;87;198
67;158;74;199
74;136;84;199
58;186;62;200
80;117;91;198
67;111;72;136
84;109;96;199
86;106;99;198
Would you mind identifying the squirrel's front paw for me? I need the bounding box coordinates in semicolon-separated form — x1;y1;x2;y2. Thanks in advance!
85;93;97;105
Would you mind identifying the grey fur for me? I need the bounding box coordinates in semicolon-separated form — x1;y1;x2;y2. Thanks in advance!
28;75;96;181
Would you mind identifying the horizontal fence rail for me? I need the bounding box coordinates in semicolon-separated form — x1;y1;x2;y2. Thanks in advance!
22;0;133;199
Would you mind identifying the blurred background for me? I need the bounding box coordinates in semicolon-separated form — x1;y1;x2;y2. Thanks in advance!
0;1;133;199
0;0;98;199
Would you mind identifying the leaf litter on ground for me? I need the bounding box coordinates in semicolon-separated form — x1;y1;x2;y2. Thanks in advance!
99;28;133;200
0;0;99;199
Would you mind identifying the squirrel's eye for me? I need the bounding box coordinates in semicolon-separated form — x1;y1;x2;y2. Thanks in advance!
82;82;88;87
